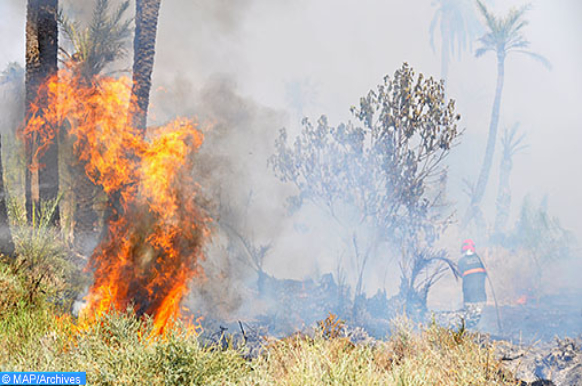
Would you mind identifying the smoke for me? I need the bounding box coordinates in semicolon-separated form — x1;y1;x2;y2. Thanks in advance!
1;0;581;338
147;72;295;319
0;63;24;135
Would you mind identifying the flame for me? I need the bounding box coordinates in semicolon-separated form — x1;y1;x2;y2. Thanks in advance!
22;65;209;335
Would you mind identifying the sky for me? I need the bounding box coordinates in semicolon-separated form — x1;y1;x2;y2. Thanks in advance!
149;0;582;242
1;0;581;298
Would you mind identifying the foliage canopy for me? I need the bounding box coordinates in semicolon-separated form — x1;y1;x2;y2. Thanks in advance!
270;63;462;308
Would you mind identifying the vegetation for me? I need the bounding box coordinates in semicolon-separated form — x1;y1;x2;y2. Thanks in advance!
58;0;132;255
6;197;85;308
0;269;517;386
429;0;482;81
463;1;551;229
59;0;132;79
0;0;576;384
493;123;527;236
270;63;462;315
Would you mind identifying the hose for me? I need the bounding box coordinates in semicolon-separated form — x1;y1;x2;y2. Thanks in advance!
476;252;503;335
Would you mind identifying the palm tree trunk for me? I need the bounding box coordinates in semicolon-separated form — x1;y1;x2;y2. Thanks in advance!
129;0;162;132
0;135;15;257
25;0;59;224
463;55;505;226
101;0;161;240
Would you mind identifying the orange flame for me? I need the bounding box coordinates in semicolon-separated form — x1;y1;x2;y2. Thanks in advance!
516;294;528;305
22;65;210;335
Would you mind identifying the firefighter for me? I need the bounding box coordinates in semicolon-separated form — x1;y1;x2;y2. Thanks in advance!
458;239;487;327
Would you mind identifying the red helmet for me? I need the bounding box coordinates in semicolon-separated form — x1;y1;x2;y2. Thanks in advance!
461;239;475;253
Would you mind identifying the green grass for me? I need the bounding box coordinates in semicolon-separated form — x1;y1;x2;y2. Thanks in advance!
0;304;251;385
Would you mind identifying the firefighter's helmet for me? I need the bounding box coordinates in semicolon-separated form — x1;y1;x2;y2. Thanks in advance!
461;239;476;254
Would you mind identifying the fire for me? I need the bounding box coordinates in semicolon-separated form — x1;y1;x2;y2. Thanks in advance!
22;64;210;335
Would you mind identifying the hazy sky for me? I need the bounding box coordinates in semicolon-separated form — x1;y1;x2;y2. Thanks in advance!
1;0;581;275
151;0;582;242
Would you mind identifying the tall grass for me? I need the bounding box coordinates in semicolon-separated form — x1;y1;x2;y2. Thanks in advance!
0;291;518;386
5;197;86;308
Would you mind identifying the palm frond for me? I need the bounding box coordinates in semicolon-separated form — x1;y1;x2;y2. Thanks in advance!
475;46;492;57
58;0;132;78
506;35;530;51
513;49;552;69
501;123;529;158
509;19;529;36
429;9;442;53
506;3;531;31
475;0;548;70
476;0;497;32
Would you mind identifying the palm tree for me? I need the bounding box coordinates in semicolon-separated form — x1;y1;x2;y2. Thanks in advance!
129;0;162;132
429;0;482;82
97;0;160;251
25;0;59;224
59;0;131;255
494;123;527;236
59;0;132;80
463;1;550;227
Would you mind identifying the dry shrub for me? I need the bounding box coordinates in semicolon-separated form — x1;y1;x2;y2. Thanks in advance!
249;315;517;385
385;319;515;385
318;312;346;339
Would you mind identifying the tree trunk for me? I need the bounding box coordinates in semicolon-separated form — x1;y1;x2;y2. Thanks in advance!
0;136;15;257
129;0;162;132
463;55;505;227
25;0;59;225
102;0;162;241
